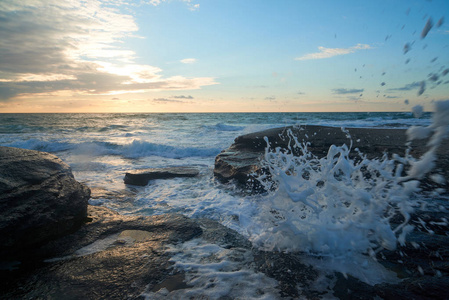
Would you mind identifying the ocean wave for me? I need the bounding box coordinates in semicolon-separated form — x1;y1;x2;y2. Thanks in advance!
98;124;129;132
5;139;73;152
122;140;221;159
4;138;220;159
203;123;245;132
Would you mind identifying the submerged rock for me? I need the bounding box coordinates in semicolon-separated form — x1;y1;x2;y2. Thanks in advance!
124;166;200;186
0;146;90;259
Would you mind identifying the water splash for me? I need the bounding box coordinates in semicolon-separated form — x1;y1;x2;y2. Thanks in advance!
252;100;449;259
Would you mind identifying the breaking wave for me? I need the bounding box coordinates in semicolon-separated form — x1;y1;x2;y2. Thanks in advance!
5;139;221;159
203;123;246;132
250;100;449;259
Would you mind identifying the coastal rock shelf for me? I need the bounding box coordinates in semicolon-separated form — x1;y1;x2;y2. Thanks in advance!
214;125;449;191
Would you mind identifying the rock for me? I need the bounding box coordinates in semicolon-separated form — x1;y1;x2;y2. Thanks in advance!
89;186;138;208
0;205;203;299
0;146;90;259
2;204;448;299
253;250;318;298
214;125;449;191
124;166;200;186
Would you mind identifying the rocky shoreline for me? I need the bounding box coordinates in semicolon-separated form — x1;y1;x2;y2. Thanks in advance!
1;125;449;299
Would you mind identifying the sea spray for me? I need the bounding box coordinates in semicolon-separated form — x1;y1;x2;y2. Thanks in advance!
252;100;449;260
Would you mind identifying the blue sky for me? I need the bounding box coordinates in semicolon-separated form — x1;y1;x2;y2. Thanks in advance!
0;0;448;112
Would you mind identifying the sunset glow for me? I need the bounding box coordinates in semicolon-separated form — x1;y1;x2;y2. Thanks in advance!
0;0;448;112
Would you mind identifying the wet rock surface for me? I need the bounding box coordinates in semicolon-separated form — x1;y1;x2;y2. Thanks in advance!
214;125;449;191
2;204;449;299
0;146;90;259
0;205;203;299
124;166;200;186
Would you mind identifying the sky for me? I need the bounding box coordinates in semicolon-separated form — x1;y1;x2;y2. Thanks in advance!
0;0;448;113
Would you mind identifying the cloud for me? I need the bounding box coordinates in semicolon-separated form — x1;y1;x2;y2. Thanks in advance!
180;58;197;64
295;44;371;61
173;95;194;99
153;98;185;103
0;1;214;100
387;82;421;91
148;0;199;10
265;96;276;101
347;96;362;101
332;88;364;94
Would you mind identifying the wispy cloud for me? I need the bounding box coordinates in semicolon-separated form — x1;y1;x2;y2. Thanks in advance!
332;88;364;94
180;58;197;64
295;44;372;61
173;95;194;99
149;0;199;10
153;98;185;103
0;0;214;100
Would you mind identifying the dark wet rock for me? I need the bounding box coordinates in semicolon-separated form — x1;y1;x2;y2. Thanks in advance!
253;251;318;298
124;166;200;186
2;204;449;299
89;186;138;209
214;125;449;191
90;186;138;201
0;205;203;299
0;146;90;259
197;218;252;249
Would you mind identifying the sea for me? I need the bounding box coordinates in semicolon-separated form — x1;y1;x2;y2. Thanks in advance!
0;111;444;298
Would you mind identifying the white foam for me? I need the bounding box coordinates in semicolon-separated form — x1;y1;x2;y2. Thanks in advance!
142;238;280;299
244;100;449;284
251;132;417;256
304;254;400;286
412;105;424;118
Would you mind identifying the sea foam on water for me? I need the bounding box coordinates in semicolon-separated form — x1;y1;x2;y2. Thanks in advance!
251;100;449;260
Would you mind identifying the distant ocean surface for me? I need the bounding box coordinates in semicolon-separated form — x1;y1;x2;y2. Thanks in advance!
0;112;432;217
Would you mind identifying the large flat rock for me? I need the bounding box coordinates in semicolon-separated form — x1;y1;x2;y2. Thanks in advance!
124;166;200;186
214;125;449;190
0;146;90;258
